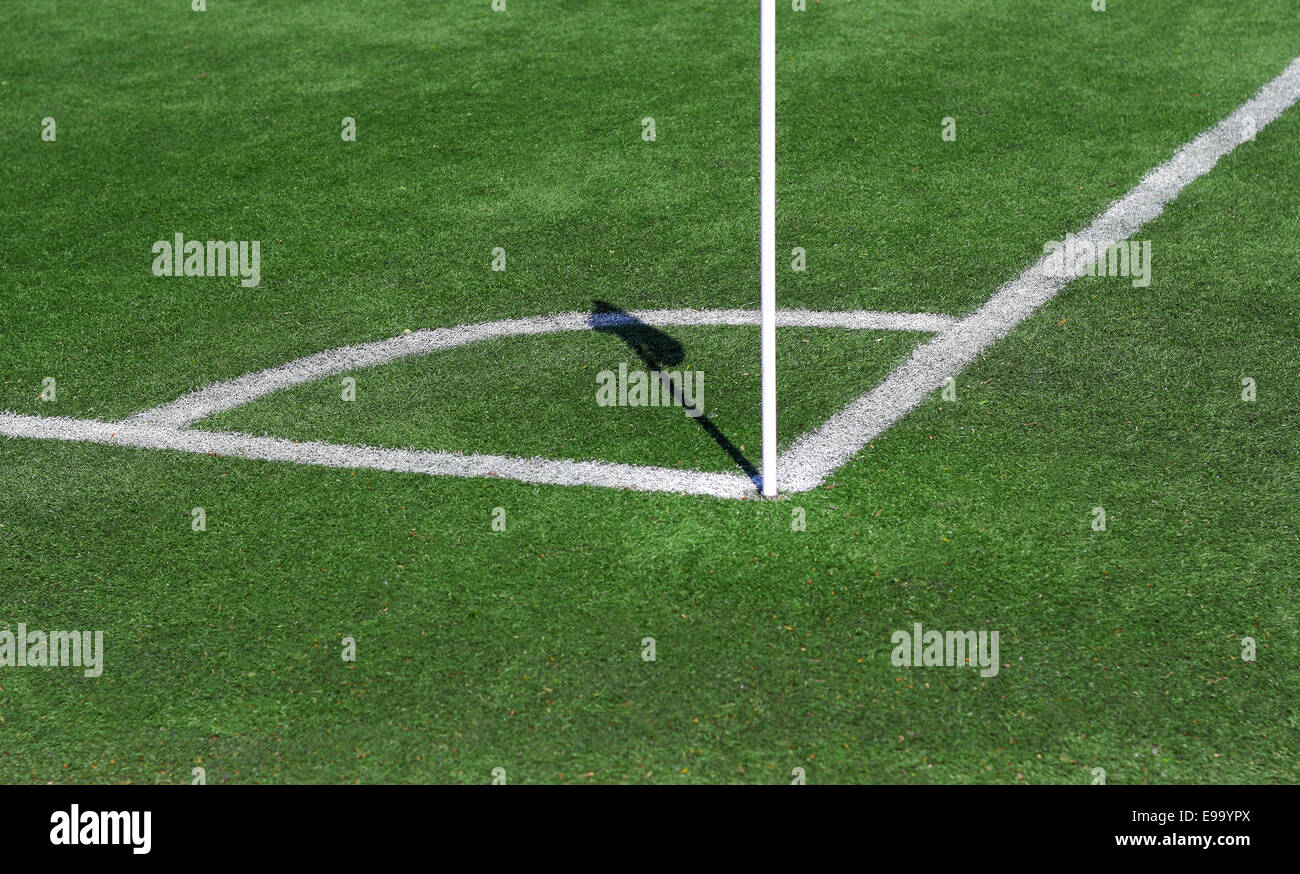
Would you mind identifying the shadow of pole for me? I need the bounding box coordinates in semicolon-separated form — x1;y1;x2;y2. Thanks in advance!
590;301;760;486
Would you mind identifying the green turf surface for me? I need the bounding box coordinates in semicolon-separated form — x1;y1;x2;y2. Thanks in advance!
1;0;1297;783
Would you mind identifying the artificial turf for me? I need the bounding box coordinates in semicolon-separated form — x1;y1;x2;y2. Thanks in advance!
0;0;1296;783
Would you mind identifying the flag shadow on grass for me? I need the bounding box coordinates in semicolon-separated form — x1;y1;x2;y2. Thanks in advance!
589;300;759;486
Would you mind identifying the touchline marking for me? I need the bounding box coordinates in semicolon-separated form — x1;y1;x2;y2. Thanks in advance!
780;54;1300;493
3;56;1299;498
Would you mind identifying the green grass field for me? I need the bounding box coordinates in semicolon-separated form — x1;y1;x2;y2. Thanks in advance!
1;0;1297;783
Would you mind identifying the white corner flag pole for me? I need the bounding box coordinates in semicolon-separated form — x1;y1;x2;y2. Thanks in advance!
760;0;778;497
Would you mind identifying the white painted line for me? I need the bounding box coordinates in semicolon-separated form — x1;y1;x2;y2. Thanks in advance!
0;413;759;499
126;308;953;429
778;309;956;332
0;307;949;500
5;56;1298;499
779;55;1300;493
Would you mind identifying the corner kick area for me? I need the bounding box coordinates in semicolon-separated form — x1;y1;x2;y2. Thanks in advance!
4;54;1299;497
